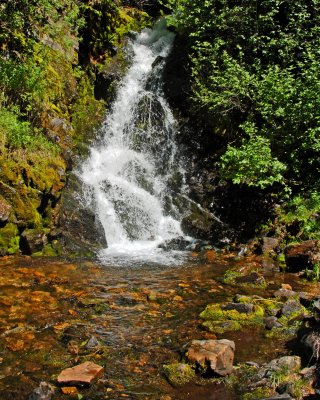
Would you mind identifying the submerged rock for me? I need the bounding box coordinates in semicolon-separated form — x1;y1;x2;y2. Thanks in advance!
234;272;266;287
158;236;191;251
28;382;55;400
57;361;104;386
186;339;235;376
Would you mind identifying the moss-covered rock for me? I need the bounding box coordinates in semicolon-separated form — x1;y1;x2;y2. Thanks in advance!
0;223;20;255
163;363;195;386
200;303;265;334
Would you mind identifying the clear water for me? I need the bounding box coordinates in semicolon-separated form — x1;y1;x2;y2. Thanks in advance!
79;20;189;265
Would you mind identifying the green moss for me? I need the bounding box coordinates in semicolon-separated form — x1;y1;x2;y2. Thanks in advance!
200;303;265;333
163;363;195;386
0;223;20;255
202;320;241;334
33;244;58;257
242;387;272;400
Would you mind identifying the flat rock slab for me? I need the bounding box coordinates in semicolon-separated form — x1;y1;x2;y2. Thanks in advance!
186;339;235;376
57;362;104;386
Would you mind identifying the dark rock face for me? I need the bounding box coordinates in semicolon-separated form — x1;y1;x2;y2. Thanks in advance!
301;330;320;362
284;240;320;272
181;207;223;241
20;229;48;255
58;174;107;257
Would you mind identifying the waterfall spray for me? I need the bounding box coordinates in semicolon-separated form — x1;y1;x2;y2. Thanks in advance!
79;20;188;264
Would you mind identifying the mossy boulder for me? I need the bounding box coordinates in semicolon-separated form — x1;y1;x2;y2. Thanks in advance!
0;223;20;255
200;303;265;334
163;363;195;386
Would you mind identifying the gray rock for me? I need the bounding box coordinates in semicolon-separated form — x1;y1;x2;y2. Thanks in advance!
28;382;55;400
274;288;297;299
265;356;301;374
264;316;282;330
158;236;191;251
58;174;107;256
261;394;292;400
85;336;99;349
281;300;304;318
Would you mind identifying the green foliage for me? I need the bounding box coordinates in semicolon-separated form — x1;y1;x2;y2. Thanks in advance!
277;192;320;240
220;123;286;188
169;0;320;193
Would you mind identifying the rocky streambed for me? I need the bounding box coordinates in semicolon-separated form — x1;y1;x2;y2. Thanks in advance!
0;249;319;399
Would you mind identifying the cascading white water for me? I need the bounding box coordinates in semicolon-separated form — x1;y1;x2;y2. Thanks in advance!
79;20;188;264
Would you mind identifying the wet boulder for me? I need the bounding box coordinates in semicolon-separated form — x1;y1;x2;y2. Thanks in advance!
284;240;320;272
58;174;107;256
158;236;191;251
186;339;235;376
181;204;223;242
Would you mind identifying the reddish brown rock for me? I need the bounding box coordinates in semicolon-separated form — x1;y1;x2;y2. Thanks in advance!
284;240;320;271
186;339;235;376
0;196;11;222
57;362;104;386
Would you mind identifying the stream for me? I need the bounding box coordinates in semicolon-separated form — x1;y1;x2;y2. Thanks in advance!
0;253;313;399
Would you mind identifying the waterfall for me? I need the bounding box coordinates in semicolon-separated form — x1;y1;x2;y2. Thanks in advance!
79;20;188;264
